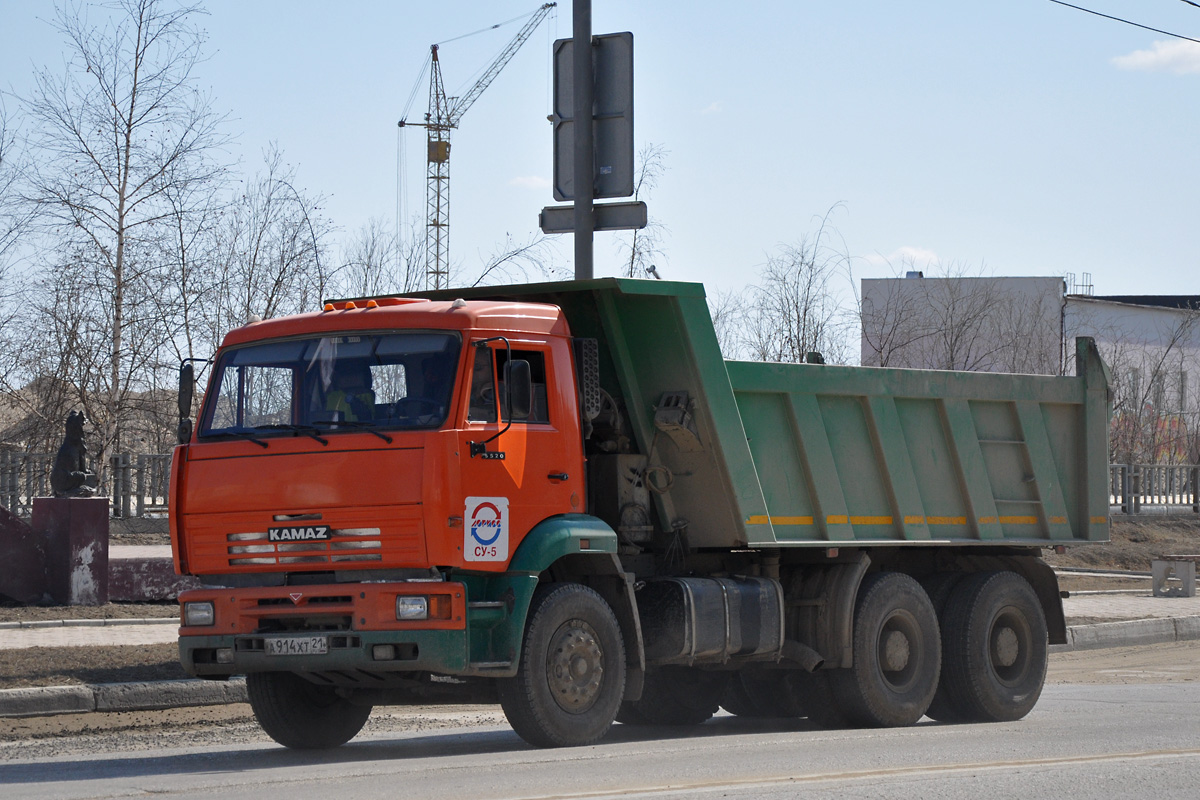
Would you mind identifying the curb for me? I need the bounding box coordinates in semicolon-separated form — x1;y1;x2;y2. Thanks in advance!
0;618;176;630
0;678;245;718
1050;614;1200;652
4;616;1200;719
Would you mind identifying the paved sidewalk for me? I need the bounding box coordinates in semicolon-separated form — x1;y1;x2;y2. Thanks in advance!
2;590;1199;651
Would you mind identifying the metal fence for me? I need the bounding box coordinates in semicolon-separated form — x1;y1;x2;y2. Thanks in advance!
4;450;1199;518
0;450;172;518
1110;464;1200;514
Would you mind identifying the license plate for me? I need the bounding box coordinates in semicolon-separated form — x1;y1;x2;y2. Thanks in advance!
265;635;328;656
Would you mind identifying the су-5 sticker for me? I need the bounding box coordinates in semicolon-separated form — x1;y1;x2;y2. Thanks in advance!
464;496;508;562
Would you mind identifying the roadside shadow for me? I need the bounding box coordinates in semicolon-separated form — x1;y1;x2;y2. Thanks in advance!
0;713;880;785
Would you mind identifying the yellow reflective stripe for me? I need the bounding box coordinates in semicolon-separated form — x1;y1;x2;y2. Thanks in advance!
998;516;1039;525
904;515;926;525
1091;516;1109;525
978;516;998;525
927;516;967;525
1049;516;1068;524
745;515;814;526
849;516;893;525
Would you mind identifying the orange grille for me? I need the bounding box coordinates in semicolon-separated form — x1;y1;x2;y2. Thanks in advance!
225;527;384;567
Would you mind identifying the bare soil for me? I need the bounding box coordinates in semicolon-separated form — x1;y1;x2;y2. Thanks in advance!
0;516;1196;693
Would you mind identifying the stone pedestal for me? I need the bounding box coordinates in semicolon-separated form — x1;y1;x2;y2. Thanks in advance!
32;497;109;605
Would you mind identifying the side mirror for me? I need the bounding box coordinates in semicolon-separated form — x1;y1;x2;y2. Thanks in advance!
505;359;532;421
177;362;195;444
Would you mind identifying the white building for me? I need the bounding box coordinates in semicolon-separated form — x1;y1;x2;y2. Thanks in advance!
860;275;1200;462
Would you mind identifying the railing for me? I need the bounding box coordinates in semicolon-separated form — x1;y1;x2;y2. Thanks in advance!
1110;464;1200;514
0;451;172;518
5;451;1200;517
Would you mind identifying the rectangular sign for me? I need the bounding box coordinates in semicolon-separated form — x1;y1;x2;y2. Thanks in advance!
464;497;509;562
552;32;634;201
540;201;647;234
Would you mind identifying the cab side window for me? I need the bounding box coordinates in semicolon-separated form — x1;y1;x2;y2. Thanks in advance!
468;347;497;423
498;349;550;424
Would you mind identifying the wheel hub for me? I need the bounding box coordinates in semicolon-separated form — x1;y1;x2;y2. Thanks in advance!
882;630;911;672
993;625;1019;667
546;619;605;714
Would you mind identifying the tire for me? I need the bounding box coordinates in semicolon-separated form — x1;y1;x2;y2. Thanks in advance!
618;666;728;726
921;572;967;723
940;571;1048;722
720;671;805;718
246;672;372;750
828;572;941;727
498;583;627;747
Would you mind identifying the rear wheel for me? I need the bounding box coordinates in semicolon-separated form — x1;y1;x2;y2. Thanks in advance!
498;583;627;747
940;571;1048;722
828;572;941;727
618;667;728;726
247;672;372;749
921;572;966;722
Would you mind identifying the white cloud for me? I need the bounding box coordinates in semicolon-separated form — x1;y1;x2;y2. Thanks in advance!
701;101;721;115
509;175;551;190
862;246;940;272
1112;39;1200;75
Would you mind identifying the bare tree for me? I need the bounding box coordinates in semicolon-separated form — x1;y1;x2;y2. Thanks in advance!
21;0;229;453
1068;300;1200;463
339;215;425;298
211;146;334;333
614;142;669;279
707;287;747;360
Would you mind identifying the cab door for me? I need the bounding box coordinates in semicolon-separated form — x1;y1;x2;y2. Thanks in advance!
456;338;581;568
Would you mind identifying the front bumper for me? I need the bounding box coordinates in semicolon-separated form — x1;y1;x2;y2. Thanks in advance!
180;627;471;680
178;581;472;681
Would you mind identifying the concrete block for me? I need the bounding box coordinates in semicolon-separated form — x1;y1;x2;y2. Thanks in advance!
33;497;110;605
0;685;95;718
94;678;247;712
1152;559;1197;597
0;506;46;604
1068;618;1177;650
108;557;200;602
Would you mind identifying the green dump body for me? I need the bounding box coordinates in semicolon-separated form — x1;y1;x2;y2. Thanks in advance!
414;277;1111;551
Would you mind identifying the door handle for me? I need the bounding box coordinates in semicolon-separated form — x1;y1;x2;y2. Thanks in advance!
547;473;569;481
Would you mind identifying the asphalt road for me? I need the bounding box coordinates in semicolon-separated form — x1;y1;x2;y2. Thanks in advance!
2;643;1200;800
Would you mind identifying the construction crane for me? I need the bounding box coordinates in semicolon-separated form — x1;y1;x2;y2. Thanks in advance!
400;3;557;290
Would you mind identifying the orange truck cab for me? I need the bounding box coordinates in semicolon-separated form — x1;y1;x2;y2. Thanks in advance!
172;279;1109;752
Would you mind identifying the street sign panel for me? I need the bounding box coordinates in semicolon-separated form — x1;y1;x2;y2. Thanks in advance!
539;201;647;234
552;32;634;201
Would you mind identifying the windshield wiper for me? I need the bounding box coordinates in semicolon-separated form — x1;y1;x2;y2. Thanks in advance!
311;419;393;444
221;430;269;448
254;423;329;446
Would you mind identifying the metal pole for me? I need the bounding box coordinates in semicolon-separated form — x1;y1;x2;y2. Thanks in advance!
572;0;594;280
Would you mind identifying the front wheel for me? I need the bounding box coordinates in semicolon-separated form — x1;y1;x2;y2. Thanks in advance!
247;672;372;749
498;583;627;748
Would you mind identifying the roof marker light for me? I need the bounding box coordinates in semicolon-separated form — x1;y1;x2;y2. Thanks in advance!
366;299;379;309
324;303;334;312
451;298;467;309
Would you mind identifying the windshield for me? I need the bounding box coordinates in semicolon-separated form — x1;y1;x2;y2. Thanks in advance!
199;332;462;438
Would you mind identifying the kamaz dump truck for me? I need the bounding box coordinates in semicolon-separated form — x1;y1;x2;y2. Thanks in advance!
170;278;1110;749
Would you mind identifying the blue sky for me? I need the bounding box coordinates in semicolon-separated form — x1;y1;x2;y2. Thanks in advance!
3;1;1199;301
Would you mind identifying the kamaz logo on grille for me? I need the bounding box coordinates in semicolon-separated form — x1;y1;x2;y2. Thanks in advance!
267;525;331;542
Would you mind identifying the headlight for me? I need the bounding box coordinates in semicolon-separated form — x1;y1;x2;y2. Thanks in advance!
395;596;429;620
184;601;215;626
